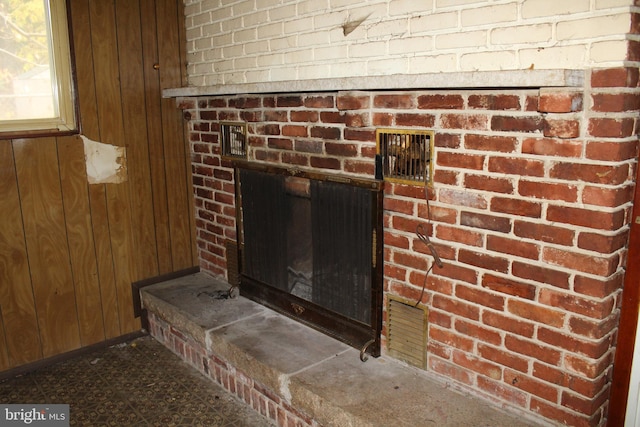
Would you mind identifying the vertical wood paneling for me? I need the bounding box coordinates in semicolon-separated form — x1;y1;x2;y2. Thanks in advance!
89;0;139;334
13;138;81;358
0;307;9;371
115;0;159;281
1;0;194;373
0;140;42;366
140;0;174;275
157;0;194;271
57;136;106;346
69;0;122;340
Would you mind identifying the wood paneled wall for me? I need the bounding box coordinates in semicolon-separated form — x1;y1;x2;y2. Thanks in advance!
0;0;196;372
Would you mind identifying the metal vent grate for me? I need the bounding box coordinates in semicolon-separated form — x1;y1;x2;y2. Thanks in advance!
376;128;434;185
221;122;247;158
387;296;428;369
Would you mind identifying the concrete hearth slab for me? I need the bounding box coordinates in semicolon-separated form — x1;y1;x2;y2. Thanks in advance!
208;310;350;394
141;272;546;427
290;349;536;427
140;272;265;346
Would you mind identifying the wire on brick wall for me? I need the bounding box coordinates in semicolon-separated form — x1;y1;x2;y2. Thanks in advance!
414;183;443;307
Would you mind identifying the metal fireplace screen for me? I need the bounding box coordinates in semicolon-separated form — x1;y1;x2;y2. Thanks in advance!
236;164;383;357
376;128;434;185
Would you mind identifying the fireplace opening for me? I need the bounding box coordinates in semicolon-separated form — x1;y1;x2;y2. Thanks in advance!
234;163;384;357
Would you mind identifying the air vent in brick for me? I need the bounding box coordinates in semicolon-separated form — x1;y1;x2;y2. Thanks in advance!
221;122;247;159
376;128;434;185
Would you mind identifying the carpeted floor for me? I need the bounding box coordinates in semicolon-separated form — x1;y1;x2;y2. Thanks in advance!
0;335;275;426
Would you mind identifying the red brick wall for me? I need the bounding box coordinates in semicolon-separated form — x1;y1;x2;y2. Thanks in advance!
179;67;640;426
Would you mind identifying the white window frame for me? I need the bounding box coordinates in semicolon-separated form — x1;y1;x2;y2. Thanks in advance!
0;0;77;137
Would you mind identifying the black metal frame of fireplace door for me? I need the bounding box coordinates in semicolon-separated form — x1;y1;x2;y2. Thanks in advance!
233;161;384;358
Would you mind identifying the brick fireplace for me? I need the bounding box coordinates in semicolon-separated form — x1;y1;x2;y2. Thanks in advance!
173;66;640;426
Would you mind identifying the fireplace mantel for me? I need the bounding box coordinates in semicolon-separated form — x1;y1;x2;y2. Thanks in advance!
163;68;584;98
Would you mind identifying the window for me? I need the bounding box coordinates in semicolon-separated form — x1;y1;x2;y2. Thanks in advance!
0;0;77;136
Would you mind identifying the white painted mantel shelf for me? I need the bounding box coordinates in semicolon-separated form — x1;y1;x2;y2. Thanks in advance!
163;69;585;98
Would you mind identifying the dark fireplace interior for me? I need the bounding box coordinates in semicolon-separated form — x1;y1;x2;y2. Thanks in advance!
235;163;384;357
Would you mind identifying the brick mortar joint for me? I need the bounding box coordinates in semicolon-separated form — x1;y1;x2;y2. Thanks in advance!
147;314;312;426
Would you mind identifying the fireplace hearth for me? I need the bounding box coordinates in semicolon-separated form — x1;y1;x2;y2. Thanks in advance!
234;162;384;357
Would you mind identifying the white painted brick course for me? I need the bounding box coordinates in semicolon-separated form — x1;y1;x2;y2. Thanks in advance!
435;30;487;49
299;31;330;47
436;0;489;8
183;0;635;86
269;4;297;21
233;27;257;43
460;50;517;71
298;0;330;15
211;8;230;23
519;44;587;69
245;40;270;54
221;17;243;33
284;17;316;34
490;24;552;45
255;0;276;10
556;13;630;41
389;36;433;54
203;22;221;37
222;44;244;58
330;0;385;9
192;62;215;76
242;11;269;28
521;0;591;18
590;40;629;64
257;22;283;38
368;57;409;75
200;0;219;11
216;59;235;72
192;11;213;27
409;53;457;73
460;4;518;27
204;48;221;62
389;0;434;16
195;37;213;51
187;27;202;41
212;33;233;47
298;63;332;79
231;1;256;16
245;69;271;82
314;44;349;61
595;0;630;7
184;3;201;17
285;49;314;64
235;56;258;69
372;18;412;39
349;41;388;57
271;66;298;81
410;12;458;33
330;61;368;77
269;35;297;51
314;11;349;30
257;52;284;66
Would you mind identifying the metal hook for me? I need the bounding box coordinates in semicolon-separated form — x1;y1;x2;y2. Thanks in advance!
360;339;376;362
227;285;238;298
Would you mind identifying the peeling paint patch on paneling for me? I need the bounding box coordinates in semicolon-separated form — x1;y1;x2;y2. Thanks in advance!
80;135;127;184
